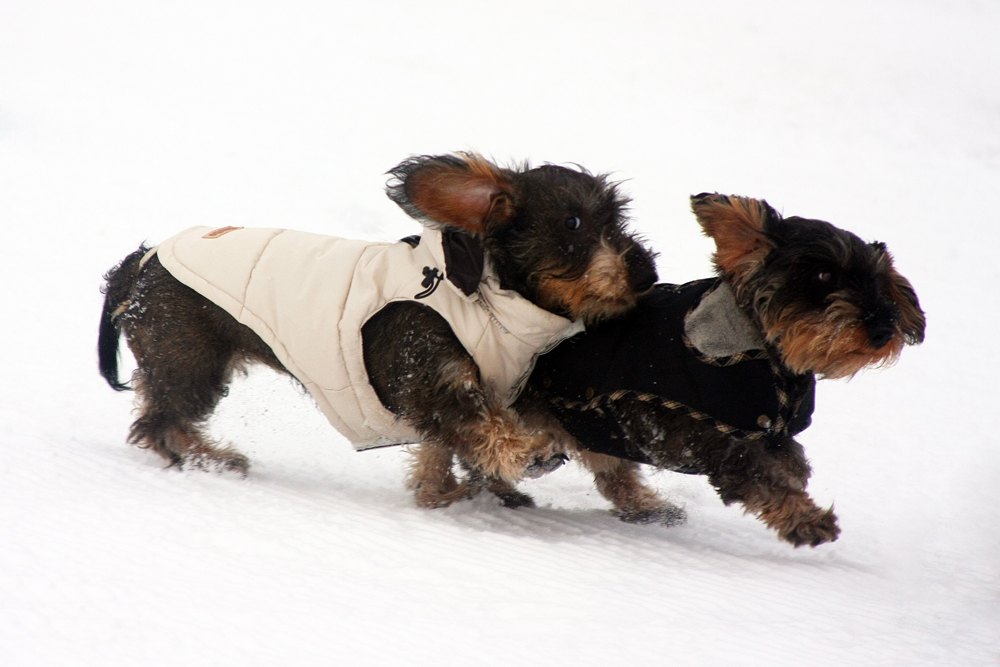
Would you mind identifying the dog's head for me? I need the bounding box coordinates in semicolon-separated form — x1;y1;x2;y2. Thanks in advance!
691;193;925;379
387;153;657;324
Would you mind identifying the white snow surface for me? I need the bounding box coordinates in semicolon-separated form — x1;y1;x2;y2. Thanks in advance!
1;1;998;665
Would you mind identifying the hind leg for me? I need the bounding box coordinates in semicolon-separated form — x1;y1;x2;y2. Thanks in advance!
577;450;686;526
128;359;250;474
120;258;284;474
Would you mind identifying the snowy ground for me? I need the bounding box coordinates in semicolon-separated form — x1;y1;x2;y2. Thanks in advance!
1;1;998;665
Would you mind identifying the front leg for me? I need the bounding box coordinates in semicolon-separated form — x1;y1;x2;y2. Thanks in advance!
363;302;550;507
705;436;840;547
567;393;838;546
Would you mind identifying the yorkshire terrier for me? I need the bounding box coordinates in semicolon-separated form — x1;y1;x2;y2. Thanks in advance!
519;193;925;546
98;153;658;508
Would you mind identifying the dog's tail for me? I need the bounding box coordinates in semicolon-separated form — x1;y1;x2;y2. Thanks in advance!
98;245;149;391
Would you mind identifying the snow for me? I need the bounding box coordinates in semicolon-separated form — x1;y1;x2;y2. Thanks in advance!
1;0;998;665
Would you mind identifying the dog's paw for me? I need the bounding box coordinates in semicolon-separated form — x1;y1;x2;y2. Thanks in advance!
222;452;251;476
185;449;250;477
478;475;536;509
615;504;687;527
782;507;840;547
494;488;537;509
523;453;569;479
413;479;474;509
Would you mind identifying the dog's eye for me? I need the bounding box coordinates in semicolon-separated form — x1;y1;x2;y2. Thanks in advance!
565;216;582;230
816;271;832;284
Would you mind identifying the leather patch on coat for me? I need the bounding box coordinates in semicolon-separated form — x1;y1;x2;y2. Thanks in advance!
202;226;244;239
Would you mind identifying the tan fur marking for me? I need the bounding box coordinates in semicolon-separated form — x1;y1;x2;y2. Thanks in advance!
407;442;471;508
537;245;637;324
578;451;669;514
406;356;557;496
766;302;905;379
693;195;776;285
407;153;513;234
464;407;547;482
110;301;130;320
436;358;480;395
743;489;839;547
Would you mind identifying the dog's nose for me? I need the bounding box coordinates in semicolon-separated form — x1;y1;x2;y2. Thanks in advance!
625;247;658;293
867;320;895;349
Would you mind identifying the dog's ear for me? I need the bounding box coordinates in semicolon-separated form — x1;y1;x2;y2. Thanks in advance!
386;153;516;235
691;193;777;283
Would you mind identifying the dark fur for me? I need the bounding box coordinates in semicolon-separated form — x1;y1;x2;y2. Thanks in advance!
98;153;657;506
512;193;926;546
99;247;149;391
100;252;283;472
385;155;657;323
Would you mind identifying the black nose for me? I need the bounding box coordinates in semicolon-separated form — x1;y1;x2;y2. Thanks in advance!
624;247;658;293
867;320;895;349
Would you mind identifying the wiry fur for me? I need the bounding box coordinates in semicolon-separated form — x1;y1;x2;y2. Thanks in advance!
387;154;656;325
101;253;284;473
580;450;686;525
98;246;149;391
514;193;925;547
98;152;657;509
703;194;924;379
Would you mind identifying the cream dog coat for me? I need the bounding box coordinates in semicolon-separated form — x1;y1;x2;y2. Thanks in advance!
151;225;583;449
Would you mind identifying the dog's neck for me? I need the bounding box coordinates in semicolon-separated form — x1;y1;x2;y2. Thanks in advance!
684;282;764;358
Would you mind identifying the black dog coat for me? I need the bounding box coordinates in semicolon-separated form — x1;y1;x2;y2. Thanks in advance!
531;279;816;466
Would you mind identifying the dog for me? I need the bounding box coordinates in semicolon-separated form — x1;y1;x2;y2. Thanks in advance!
514;193;926;546
98;152;658;508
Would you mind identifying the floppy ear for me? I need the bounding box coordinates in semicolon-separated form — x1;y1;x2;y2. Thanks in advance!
690;193;777;283
386;153;516;235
